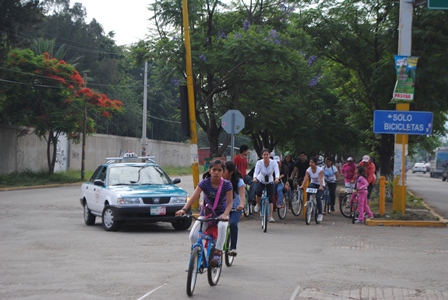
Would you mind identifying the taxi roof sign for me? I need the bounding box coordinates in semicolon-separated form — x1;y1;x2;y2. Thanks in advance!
106;151;155;164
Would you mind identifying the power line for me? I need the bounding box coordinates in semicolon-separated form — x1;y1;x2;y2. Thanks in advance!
0;78;63;88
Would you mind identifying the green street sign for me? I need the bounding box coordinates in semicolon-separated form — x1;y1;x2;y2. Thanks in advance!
428;0;448;10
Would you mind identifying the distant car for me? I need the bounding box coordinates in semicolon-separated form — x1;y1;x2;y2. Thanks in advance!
424;162;430;172
412;163;426;174
80;151;191;232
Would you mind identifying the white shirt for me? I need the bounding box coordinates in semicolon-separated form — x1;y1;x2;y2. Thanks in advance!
254;159;280;183
307;166;323;185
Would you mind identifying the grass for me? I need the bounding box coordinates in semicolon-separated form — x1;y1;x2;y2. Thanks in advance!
0;166;195;189
368;187;439;221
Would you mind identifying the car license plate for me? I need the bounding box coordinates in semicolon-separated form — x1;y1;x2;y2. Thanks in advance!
306;188;318;193
150;206;166;215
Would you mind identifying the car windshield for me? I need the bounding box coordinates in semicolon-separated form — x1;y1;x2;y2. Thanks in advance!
108;165;172;186
414;163;424;167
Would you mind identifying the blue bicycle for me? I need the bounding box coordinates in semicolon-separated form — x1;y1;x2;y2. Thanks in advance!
260;184;275;232
323;182;330;215
185;215;226;297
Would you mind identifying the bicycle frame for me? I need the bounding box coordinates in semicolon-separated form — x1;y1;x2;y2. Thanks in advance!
305;187;320;225
261;188;270;232
189;219;217;272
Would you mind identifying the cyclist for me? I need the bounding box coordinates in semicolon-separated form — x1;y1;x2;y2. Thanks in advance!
299;157;324;222
323;157;340;213
175;159;233;267
290;151;310;188
234;145;249;179
275;158;290;209
354;167;374;223
222;161;245;256
253;149;280;223
341;157;356;193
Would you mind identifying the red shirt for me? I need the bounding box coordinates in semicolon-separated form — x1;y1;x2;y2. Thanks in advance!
234;154;248;177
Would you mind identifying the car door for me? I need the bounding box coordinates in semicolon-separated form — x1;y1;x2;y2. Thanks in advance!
83;166;106;214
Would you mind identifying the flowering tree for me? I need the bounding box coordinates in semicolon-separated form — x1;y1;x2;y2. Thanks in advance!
2;49;124;173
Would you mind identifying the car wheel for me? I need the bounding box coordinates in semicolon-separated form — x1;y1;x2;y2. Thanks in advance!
83;201;96;225
171;217;192;230
102;206;122;231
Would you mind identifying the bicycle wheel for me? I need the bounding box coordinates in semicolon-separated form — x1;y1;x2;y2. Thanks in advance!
243;189;250;217
352;202;358;224
315;199;320;224
186;246;201;296
207;251;222;286
277;194;287;219
323;189;330;215
291;190;303;216
224;228;234;267
339;194;352;218
262;199;268;233
305;198;313;225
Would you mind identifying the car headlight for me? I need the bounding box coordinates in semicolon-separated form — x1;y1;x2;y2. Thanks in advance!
170;196;188;203
117;197;142;204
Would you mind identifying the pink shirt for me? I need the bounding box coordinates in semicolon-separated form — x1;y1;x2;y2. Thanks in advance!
341;163;356;183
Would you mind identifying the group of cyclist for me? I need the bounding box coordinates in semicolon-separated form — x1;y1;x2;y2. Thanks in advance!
175;146;377;266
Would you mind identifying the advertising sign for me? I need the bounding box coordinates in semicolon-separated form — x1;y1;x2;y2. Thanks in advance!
391;56;419;103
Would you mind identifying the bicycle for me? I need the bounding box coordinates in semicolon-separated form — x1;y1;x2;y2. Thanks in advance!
243;184;252;217
303;187;321;225
277;183;302;219
323;183;331;215
339;186;354;218
185;215;226;297
351;191;359;224
223;208;239;267
259;183;275;232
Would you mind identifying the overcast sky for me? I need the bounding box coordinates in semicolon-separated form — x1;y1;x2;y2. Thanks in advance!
78;0;152;45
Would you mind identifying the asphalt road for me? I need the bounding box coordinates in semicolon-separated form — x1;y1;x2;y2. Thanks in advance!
406;172;448;218
0;178;447;299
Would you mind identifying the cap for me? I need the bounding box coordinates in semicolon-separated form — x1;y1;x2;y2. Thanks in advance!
347;157;353;161
362;155;370;162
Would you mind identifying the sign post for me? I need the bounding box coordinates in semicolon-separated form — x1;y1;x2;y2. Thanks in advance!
221;110;245;160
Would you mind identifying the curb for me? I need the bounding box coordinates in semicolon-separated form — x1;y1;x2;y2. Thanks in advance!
0;182;82;192
365;191;447;227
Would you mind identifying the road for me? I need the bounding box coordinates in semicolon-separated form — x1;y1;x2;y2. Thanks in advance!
0;180;447;299
406;172;448;218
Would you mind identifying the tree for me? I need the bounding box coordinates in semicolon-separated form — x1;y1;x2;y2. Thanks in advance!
1;49;123;173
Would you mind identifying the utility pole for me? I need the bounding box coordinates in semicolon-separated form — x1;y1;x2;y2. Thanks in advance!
81;73;87;181
394;0;413;213
182;0;200;209
142;61;148;158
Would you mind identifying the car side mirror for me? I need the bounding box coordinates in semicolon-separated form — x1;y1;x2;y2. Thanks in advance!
94;179;105;187
172;178;181;184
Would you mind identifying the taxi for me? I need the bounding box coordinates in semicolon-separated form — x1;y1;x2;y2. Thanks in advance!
80;151;191;231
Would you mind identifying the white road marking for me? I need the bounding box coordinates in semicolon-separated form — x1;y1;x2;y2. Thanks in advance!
137;283;167;300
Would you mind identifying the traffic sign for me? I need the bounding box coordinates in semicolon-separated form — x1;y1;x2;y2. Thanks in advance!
221;110;245;134
427;0;448;10
373;110;433;135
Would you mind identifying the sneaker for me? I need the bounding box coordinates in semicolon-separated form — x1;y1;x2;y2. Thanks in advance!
229;249;237;256
277;203;285;209
210;254;221;267
269;217;275;223
355;219;364;224
254;205;260;213
317;214;323;222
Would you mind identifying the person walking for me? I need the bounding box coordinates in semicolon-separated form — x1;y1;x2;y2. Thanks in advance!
355;167;374;224
358;155;376;201
234;145;249;178
341;157;356;193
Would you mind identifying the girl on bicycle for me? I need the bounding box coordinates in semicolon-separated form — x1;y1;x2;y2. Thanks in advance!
222;161;245;256
175;159;233;267
354;167;374;223
299;157;325;222
276;159;290;209
253;149;280;223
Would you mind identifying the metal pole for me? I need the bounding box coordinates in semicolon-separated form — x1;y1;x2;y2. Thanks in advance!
142;61;148;157
394;0;413;214
231;113;235;161
182;0;200;209
81;73;87;181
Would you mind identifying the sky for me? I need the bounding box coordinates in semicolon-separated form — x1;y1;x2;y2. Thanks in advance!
78;0;152;46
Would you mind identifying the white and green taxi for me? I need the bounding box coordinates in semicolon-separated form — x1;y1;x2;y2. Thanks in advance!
80;152;191;231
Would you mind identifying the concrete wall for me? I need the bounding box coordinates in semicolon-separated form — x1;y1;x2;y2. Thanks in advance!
0;124;191;174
